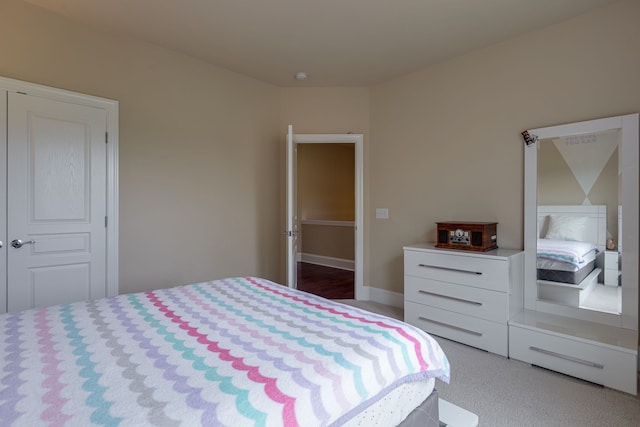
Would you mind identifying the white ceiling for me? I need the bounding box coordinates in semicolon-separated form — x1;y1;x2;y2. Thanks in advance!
22;0;616;87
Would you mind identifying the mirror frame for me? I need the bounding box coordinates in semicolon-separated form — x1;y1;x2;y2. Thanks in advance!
524;114;638;330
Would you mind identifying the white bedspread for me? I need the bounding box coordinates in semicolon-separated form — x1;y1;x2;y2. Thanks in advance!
0;277;450;427
537;239;597;271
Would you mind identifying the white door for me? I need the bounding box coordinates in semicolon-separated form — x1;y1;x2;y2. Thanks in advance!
7;92;107;311
286;125;298;288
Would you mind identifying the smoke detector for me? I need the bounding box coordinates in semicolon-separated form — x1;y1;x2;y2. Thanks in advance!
295;72;308;81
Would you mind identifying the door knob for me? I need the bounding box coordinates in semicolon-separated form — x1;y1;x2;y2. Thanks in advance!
10;239;36;249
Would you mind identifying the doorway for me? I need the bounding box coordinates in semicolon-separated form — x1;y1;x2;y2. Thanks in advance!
285;129;365;300
297;143;355;299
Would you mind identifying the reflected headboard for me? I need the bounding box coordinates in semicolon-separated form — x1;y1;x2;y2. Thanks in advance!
537;205;607;251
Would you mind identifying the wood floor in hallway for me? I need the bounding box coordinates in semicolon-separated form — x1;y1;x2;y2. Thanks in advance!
296;262;354;299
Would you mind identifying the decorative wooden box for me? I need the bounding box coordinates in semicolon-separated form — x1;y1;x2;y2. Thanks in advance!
435;222;498;252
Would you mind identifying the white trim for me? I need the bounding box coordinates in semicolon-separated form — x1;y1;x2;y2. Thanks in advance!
531;116;623;139
300;219;355;227
106;102;119;298
619;114;639;330
355;137;365;300
286;125;296;287
0;77;116;108
292;132;366;300
369;287;404;309
293;134;361;144
0;76;119;306
0;90;6;313
299;253;354;271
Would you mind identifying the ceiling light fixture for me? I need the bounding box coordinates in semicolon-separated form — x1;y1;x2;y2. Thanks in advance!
295;72;308;81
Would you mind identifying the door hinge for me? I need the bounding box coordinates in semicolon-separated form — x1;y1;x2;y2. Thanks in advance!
105;132;109;144
105;216;108;228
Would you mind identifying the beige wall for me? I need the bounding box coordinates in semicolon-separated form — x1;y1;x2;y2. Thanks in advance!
2;0;638;299
279;88;371;135
298;144;355;221
368;0;640;293
301;224;355;260
279;88;371;281
0;0;282;294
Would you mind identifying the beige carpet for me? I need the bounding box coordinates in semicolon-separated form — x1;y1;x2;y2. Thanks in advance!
336;299;640;427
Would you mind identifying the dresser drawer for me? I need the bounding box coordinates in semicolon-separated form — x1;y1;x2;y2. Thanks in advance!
509;325;637;395
404;250;509;292
405;275;508;323
405;301;508;356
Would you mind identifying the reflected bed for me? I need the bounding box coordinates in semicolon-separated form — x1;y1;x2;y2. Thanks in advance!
537;239;597;285
536;205;607;288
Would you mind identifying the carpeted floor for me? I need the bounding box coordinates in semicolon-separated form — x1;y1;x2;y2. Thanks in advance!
336;299;640;427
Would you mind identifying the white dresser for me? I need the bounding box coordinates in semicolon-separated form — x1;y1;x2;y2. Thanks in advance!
403;244;523;357
508;310;638;395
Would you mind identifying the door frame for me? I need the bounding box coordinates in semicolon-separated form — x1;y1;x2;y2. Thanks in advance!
285;126;297;288
290;132;367;300
0;76;119;313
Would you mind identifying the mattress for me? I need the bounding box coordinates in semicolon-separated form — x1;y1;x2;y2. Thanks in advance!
537;260;595;284
537;239;597;284
0;277;450;426
345;378;435;426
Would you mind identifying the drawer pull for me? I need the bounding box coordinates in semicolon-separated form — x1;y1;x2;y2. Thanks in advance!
418;317;483;337
529;346;604;369
418;290;482;306
418;264;482;275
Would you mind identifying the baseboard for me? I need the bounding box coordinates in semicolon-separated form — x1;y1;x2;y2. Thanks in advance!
297;255;404;310
299;253;354;271
368;287;404;309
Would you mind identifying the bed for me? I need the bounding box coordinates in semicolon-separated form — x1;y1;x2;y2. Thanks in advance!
0;276;449;426
536;238;597;284
536;205;606;285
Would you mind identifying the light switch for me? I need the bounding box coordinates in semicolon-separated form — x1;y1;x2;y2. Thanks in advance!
376;208;389;219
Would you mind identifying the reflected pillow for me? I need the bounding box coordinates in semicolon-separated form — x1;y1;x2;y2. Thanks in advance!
544;215;589;241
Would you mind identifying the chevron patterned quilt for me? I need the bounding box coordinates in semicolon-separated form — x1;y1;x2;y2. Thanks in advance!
0;276;450;426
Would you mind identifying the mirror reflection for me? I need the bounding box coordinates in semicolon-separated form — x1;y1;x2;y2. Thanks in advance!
536;130;621;314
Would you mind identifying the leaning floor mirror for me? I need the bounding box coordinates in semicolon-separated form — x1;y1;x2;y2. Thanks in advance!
511;113;638;395
523;114;638;330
